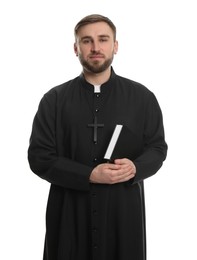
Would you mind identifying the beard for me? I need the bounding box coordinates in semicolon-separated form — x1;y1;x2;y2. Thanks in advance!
78;53;114;74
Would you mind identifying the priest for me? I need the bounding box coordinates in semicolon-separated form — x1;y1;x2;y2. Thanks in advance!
28;14;168;260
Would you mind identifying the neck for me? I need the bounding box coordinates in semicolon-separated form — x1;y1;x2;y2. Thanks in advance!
83;67;111;85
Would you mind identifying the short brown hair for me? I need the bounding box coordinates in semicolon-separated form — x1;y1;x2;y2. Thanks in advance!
74;14;116;41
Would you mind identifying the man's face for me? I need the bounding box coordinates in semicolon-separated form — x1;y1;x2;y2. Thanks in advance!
74;22;118;74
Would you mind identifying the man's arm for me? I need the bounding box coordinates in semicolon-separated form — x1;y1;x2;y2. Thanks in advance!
28;92;93;191
133;92;168;183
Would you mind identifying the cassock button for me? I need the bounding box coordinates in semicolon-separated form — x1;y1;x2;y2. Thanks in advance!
95;109;99;113
93;158;97;162
93;210;97;215
96;94;100;98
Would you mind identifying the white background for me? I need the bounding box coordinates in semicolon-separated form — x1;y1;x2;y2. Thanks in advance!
0;0;196;259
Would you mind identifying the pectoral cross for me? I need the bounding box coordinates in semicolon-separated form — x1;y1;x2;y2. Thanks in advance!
88;116;104;143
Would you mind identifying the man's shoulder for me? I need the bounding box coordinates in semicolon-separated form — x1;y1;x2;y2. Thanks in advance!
116;74;152;95
38;76;80;106
46;76;80;96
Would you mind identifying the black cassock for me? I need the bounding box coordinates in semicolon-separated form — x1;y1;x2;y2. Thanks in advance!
28;68;167;260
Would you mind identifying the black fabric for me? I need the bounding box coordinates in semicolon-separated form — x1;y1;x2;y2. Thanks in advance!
28;68;167;260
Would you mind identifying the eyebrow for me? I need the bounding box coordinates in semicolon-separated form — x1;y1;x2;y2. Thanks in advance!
80;35;110;40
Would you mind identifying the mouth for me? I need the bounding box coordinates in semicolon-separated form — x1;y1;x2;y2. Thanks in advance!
89;56;104;63
89;54;104;59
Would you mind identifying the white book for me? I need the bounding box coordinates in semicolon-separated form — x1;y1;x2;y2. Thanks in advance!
104;125;123;160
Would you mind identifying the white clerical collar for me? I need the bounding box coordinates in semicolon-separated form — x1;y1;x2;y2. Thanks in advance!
94;85;101;93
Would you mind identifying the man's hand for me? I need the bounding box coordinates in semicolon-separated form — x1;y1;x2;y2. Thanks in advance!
89;158;136;184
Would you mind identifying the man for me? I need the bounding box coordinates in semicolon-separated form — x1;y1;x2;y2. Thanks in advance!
28;14;167;260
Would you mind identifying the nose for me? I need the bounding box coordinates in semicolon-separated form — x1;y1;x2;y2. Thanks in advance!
91;40;100;53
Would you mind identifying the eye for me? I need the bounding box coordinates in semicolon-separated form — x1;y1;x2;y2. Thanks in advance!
82;39;91;44
81;37;93;44
100;38;108;42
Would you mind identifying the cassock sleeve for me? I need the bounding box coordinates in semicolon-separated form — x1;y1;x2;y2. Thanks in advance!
28;91;93;191
132;92;168;184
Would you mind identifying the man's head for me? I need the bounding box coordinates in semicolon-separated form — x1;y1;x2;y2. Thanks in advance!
74;14;118;74
74;14;117;42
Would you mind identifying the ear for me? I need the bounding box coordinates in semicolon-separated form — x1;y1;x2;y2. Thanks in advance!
114;40;118;54
74;43;78;56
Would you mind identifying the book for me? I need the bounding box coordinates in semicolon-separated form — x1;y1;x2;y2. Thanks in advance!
104;125;123;160
104;124;140;161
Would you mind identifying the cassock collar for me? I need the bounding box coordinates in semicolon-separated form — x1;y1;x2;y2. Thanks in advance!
79;67;116;94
